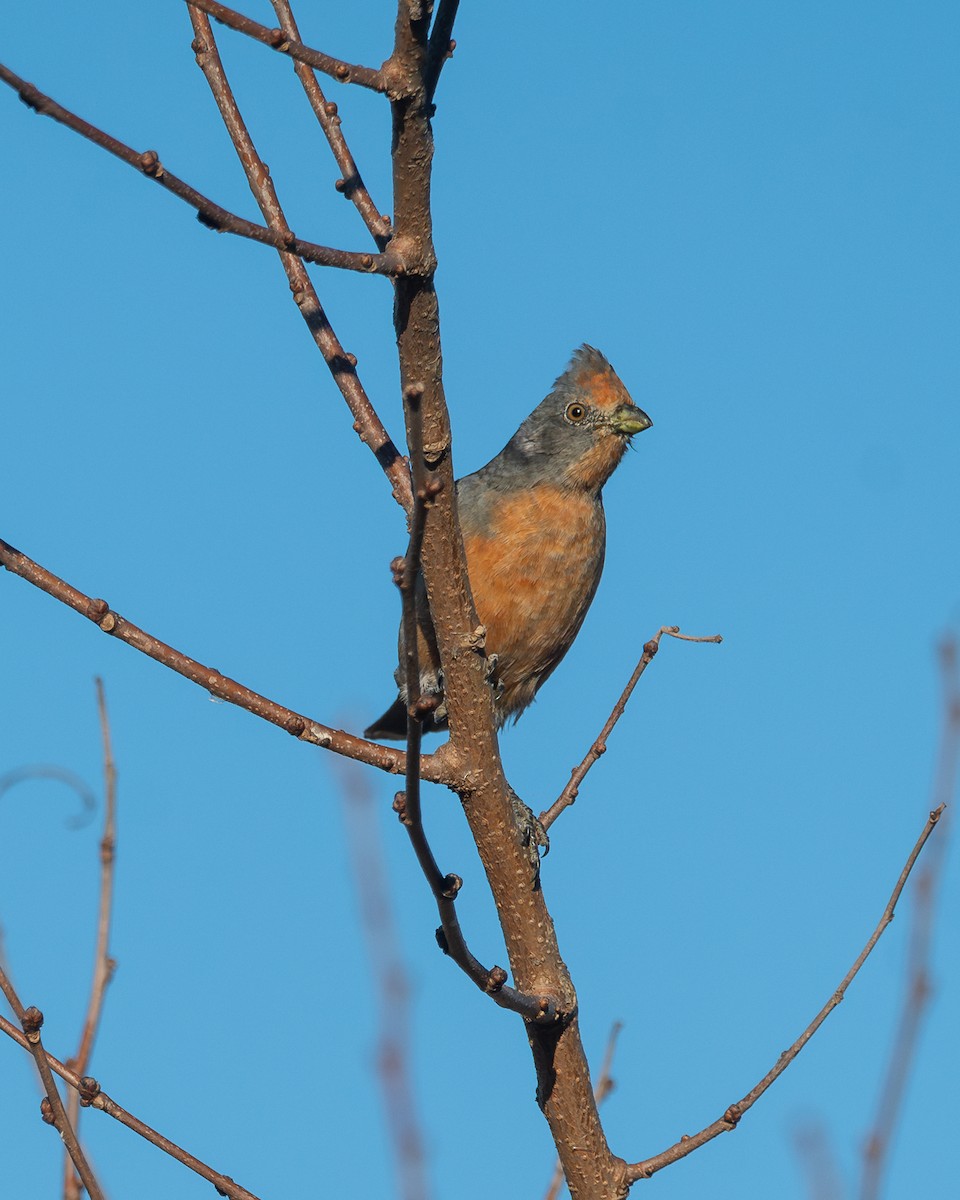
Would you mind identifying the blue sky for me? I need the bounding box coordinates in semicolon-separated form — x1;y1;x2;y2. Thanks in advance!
1;3;958;1198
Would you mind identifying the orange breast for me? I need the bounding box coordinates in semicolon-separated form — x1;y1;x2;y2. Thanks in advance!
462;483;605;721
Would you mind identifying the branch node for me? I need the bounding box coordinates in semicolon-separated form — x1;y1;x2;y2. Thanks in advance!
392;791;412;826
723;1103;743;1128
78;1076;101;1106
40;1096;55;1126
390;556;407;587
460;625;486;651
440;873;462;900
137;150;164;179
485;966;508;993
22;1006;44;1039
414;693;441;719
98;612;117;633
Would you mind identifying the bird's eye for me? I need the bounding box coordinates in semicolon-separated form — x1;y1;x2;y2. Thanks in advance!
565;402;586;423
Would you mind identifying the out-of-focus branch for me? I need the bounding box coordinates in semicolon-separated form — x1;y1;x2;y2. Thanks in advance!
186;10;414;512
0;63;394;276
269;0;392;250
859;636;960;1200
0;537;460;784
793;1121;845;1200
186;0;386;92
540;626;722;832
0;1012;263;1200
63;680;119;1200
0;971;104;1200
0;766;96;826
624;802;947;1184
336;762;431;1200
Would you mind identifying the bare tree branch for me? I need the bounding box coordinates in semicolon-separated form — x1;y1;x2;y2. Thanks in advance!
544;1022;624;1200
63;679;119;1200
0;972;104;1200
385;7;627;1192
0;63;395;275
186;0;386;92
624;802;947;1184
540;626;722;832
424;0;460;103
0;1012;263;1200
186;9;414;511
0;537;460;784
859;636;960;1200
269;0;392;249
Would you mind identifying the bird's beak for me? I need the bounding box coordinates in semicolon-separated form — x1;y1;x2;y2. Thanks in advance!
611;404;653;436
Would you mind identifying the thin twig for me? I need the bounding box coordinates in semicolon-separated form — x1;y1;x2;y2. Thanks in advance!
186;11;413;513
269;0;391;249
0;1011;263;1200
0;63;395;276
63;680;119;1200
0;536;460;784
186;0;386;92
543;1022;623;1200
424;0;460;103
624;802;947;1184
0;970;104;1200
540;626;722;831
859;636;960;1200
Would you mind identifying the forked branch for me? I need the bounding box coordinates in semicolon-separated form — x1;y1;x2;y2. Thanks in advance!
0;64;393;275
270;0;392;249
0;1010;263;1200
186;0;386;91
187;8;413;511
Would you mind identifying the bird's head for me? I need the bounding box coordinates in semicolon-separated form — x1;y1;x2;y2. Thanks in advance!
506;345;652;493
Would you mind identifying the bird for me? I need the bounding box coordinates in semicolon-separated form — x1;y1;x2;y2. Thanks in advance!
365;345;652;740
